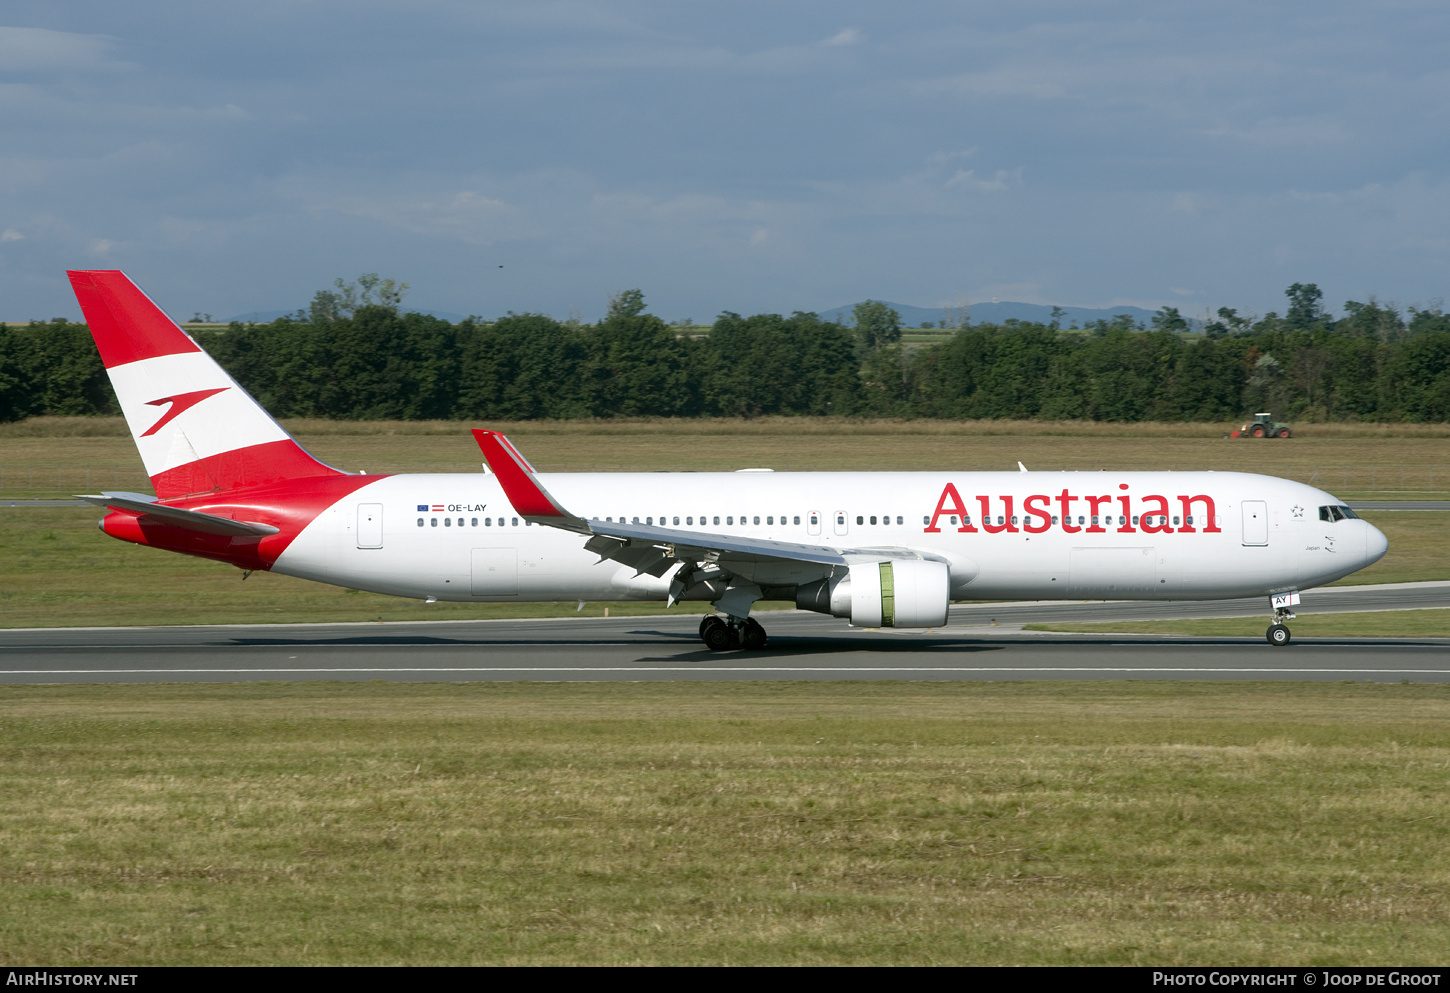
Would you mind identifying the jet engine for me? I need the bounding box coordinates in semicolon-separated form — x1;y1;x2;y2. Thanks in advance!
795;557;950;628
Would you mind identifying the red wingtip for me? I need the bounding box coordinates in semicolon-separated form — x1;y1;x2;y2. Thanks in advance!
68;270;201;368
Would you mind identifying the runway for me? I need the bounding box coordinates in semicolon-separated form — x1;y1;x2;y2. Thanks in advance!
2;581;1448;684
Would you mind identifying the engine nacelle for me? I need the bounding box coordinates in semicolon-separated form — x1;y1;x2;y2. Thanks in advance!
796;557;950;628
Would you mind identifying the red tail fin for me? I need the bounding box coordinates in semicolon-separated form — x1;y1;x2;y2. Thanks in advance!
69;270;344;498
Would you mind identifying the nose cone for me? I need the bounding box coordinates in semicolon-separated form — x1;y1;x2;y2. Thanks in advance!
1364;521;1389;567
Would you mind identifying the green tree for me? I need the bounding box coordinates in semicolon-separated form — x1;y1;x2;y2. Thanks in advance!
607;289;647;321
1152;306;1188;334
852;300;901;352
1284;283;1326;331
310;273;410;322
583;290;697;417
704;312;859;417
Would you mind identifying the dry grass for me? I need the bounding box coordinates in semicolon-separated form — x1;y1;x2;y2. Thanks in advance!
1;680;1447;966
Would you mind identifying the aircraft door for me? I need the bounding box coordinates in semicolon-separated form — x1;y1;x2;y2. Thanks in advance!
1242;501;1268;546
357;503;383;548
807;510;822;536
471;548;519;595
833;510;849;536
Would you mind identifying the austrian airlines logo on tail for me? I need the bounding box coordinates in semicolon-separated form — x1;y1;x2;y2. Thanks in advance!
141;387;229;437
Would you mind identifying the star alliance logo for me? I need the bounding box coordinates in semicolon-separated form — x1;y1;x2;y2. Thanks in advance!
1291;504;1305;519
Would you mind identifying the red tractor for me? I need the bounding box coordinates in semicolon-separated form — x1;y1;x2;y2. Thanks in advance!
1230;413;1292;439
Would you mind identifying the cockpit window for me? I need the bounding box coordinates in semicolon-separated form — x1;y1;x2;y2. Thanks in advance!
1319;505;1359;522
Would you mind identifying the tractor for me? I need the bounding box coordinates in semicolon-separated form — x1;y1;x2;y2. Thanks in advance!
1230;413;1292;439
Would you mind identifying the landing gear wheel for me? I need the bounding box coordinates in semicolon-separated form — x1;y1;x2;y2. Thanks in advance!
700;615;735;651
740;618;768;651
1266;623;1291;647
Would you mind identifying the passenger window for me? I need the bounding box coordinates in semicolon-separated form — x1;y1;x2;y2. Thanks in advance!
444;518;451;527
753;516;760;525
714;516;720;525
767;516;774;525
1089;516;1097;526
949;515;958;525
727;516;733;525
1051;515;1058;525
1011;516;1018;526
896;516;902;525
471;518;477;527
686;516;692;525
417;518;424;527
922;516;929;525
856;516;863;525
431;517;438;527
646;517;653;525
794;516;801;525
1132;515;1139;525
457;518;464;527
870;516;877;525
673;517;680;525
1173;516;1180;526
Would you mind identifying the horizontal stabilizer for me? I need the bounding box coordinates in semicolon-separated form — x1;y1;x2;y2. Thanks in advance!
77;492;280;537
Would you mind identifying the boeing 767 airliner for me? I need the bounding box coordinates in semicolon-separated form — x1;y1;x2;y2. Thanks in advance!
68;270;1387;649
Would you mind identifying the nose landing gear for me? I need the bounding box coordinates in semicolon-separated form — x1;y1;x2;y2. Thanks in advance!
1265;591;1299;646
699;614;767;651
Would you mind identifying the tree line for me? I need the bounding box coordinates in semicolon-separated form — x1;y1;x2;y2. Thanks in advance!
3;282;1449;424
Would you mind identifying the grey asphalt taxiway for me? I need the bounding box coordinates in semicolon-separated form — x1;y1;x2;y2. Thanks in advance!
3;581;1448;684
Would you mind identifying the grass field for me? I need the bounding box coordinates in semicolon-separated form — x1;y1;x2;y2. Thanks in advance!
1;680;1447;966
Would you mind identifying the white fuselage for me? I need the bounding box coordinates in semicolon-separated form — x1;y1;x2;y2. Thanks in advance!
272;470;1387;606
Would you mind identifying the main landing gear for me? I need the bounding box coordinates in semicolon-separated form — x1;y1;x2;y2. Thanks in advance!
699;614;767;651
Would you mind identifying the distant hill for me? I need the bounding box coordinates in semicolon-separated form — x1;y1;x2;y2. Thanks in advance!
816;300;1181;330
228;309;469;324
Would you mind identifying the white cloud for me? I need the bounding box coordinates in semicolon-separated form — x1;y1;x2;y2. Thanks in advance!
944;168;1020;193
0;27;121;73
1;228;22;242
821;27;863;47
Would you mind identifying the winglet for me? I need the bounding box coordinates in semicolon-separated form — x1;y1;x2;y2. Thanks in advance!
471;430;592;534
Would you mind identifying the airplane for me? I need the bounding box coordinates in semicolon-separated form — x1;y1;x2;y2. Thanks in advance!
67;270;1388;650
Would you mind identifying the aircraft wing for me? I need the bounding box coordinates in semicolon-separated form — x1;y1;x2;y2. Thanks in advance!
472;429;848;572
587;518;847;566
76;492;281;537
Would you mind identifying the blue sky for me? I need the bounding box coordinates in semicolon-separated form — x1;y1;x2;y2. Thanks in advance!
2;1;1447;323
